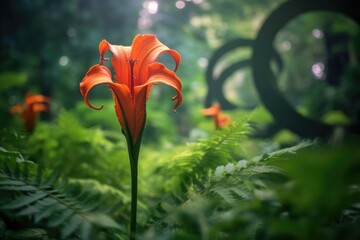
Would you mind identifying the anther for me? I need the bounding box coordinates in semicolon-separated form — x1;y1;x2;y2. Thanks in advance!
99;56;110;65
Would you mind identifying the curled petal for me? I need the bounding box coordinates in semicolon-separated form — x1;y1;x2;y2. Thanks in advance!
98;40;131;85
167;49;181;72
130;34;160;62
80;64;113;110
25;93;51;106
131;35;181;69
139;47;181;86
32;103;49;112
202;103;221;116
32;103;49;113
137;62;183;111
217;113;232;129
99;40;110;64
131;34;181;85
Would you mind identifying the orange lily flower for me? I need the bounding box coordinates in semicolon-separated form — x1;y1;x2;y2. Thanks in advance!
80;34;183;145
202;103;231;129
80;34;183;239
10;93;51;132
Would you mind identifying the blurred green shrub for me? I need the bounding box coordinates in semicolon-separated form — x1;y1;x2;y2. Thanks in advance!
26;110;130;189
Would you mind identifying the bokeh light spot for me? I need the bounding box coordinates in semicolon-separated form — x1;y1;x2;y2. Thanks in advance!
176;0;186;9
59;56;69;66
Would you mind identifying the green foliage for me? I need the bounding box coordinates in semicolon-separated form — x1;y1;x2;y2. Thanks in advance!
276;145;360;215
264;144;360;240
0;149;123;240
2;109;360;240
207;141;314;203
144;141;360;240
146;141;313;238
26;110;130;189
1;0;359;239
0;72;27;93
159;117;251;199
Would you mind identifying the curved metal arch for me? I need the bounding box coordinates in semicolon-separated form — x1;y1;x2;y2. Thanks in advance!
205;38;283;110
252;0;360;138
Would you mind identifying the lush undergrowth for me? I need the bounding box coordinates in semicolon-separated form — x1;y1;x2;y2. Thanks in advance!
1;111;360;240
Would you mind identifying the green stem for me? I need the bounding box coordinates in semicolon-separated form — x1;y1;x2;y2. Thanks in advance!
129;152;138;240
127;140;141;240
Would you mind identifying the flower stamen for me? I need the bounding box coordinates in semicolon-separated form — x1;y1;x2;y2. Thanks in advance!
99;56;110;65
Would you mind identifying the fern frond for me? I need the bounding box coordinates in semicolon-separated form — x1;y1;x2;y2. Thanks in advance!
147;142;314;238
2;192;47;210
251;140;314;164
0;146;26;163
33;158;44;186
206;141;314;203
0;158;124;239
210;185;237;204
4;228;48;240
66;178;131;217
161;117;251;198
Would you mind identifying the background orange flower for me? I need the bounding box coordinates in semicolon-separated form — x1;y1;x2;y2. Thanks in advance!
10;93;51;132
202;103;231;129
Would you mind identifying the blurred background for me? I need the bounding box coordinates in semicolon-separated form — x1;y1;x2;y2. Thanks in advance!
1;1;360;239
1;0;359;144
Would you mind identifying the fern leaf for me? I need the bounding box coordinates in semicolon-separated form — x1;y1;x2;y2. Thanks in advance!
61;214;83;239
1;159;124;239
34;198;59;223
0;184;38;191
210;186;235;203
33;159;44;186
14;162;20;180
0;179;28;186
248;165;283;174
252;140;314;163
80;221;92;240
0;175;39;192
1;192;47;210
16;205;40;216
23;160;29;182
82;212;123;230
44;167;61;187
5;228;47;240
0;146;26;163
47;209;74;227
229;186;251;200
162;118;251;197
2;162;14;178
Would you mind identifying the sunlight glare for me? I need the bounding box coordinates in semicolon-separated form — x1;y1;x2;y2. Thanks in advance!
312;62;325;80
176;0;186;9
312;28;324;39
146;1;158;14
59;56;69;66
